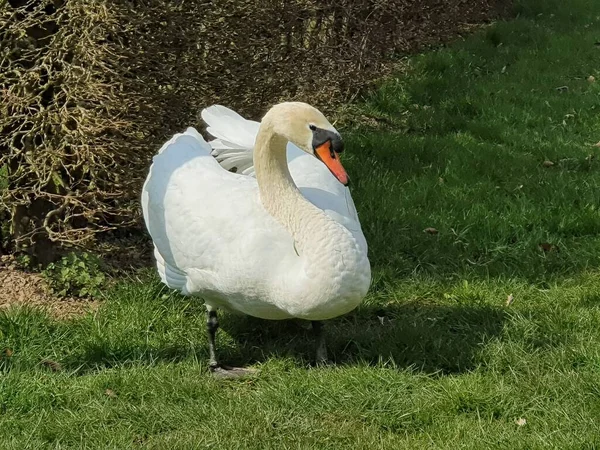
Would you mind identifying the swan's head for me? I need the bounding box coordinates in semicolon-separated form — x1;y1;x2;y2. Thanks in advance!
264;102;349;186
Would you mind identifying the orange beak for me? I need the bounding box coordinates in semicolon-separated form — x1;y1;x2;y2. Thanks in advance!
315;141;349;186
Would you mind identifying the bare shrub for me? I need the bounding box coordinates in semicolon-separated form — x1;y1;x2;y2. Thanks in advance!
0;0;510;262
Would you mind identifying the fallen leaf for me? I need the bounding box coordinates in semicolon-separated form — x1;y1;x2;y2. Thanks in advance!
105;389;117;398
41;359;62;372
506;294;514;306
515;418;527;426
594;141;600;147
542;160;554;168
588;75;596;83
424;227;439;235
4;348;13;357
539;242;559;253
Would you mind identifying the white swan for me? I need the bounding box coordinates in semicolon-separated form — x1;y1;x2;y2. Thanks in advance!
141;102;371;374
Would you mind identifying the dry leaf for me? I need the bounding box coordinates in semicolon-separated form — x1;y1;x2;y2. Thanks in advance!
542;160;554;168
4;348;13;357
41;359;62;372
506;294;514;306
594;141;600;147
424;227;439;235
588;75;596;83
105;389;117;398
515;418;527;426
539;242;559;253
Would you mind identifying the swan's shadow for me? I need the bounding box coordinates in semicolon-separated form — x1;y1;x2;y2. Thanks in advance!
218;301;505;374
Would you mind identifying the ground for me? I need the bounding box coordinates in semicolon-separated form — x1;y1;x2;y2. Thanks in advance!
0;258;96;319
2;0;600;448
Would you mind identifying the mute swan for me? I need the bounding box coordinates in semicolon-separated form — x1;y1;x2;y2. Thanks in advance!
141;102;371;375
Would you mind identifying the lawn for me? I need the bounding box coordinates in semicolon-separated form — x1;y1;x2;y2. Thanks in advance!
3;0;600;447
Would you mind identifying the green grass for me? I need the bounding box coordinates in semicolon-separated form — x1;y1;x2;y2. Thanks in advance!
3;0;600;447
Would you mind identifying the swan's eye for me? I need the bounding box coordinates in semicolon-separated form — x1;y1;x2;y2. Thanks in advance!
309;124;317;131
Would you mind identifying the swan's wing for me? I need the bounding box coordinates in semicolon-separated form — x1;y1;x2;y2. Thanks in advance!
201;105;259;176
201;105;259;149
201;105;308;174
141;127;294;295
287;153;367;253
201;105;365;248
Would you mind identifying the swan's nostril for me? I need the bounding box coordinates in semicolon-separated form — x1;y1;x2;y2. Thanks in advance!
314;140;349;186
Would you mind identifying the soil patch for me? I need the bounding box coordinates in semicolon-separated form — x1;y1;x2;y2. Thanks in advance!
0;264;98;319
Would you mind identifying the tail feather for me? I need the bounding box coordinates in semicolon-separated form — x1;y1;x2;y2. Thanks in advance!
154;247;187;291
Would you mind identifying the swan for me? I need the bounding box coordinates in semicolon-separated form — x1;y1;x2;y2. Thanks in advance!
141;102;371;375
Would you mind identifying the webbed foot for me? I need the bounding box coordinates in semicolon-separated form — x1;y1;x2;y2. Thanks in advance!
210;364;258;379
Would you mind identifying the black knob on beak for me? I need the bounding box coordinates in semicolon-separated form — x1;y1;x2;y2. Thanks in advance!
312;128;344;154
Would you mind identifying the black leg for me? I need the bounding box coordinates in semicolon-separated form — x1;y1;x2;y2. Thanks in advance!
205;307;257;378
207;309;219;368
312;320;328;364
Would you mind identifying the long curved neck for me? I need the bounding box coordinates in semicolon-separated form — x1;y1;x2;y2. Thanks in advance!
254;122;303;222
253;120;349;279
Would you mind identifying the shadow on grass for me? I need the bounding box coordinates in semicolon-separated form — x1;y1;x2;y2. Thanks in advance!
50;298;504;376
59;301;504;375
218;302;505;374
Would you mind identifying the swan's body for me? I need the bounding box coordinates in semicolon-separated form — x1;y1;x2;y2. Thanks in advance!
141;102;371;369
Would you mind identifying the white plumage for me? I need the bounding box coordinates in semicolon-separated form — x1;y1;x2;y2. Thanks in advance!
141;102;370;367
